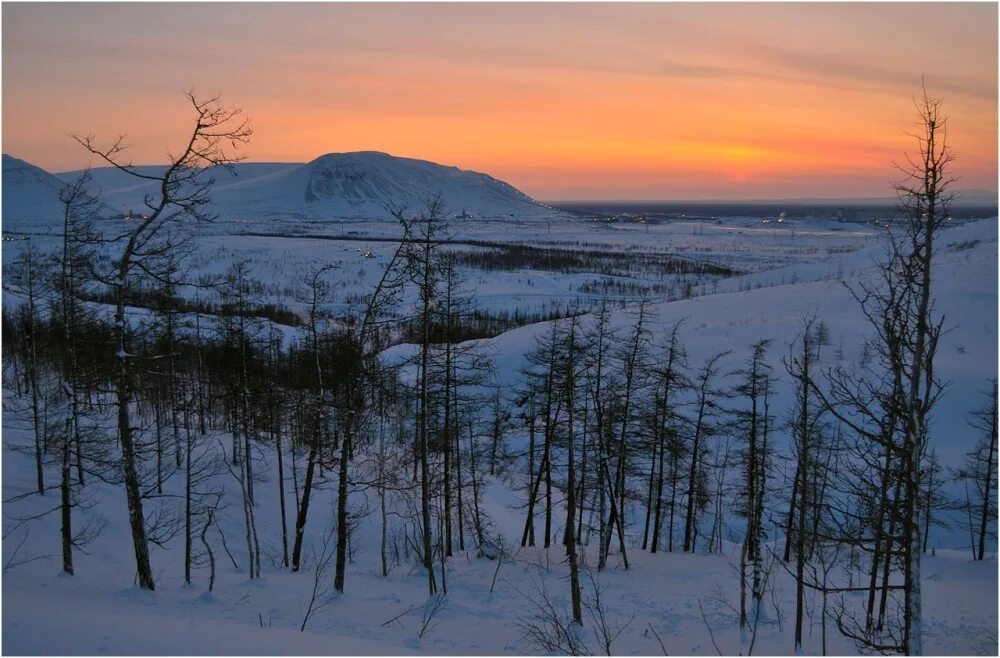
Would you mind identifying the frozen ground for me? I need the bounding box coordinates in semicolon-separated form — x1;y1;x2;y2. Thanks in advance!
4;208;880;321
2;212;996;655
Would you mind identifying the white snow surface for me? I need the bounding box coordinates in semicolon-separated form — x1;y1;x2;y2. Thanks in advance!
2;216;997;655
2;154;76;233
47;152;552;223
1;149;996;655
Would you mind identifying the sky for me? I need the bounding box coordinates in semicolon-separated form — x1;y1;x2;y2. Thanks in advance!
2;2;997;201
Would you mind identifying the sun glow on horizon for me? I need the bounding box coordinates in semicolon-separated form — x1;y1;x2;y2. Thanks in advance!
3;3;996;201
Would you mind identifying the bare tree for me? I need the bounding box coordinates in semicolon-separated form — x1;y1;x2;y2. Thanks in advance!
517;576;591;656
5;247;49;496
785;317;825;652
300;527;336;632
54;171;104;574
583;298;616;568
562;315;584;625
73;92;251;590
603;298;652;568
404;198;448;595
291;264;335;573
957;379;998;560
889;87;952;656
647;319;689;554
334;208;413;592
683;350;729;553
219;260;262;579
821;86;951;655
733;339;773;631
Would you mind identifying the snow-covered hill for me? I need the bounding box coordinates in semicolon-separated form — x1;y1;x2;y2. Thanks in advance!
53;152;552;222
2;154;77;232
211;151;548;220
2;154;124;233
55;162;298;218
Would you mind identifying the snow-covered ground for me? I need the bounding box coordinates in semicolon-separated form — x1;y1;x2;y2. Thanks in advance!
2;206;996;654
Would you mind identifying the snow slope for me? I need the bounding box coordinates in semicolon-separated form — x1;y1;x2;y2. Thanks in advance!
55;163;298;218
1;202;994;655
209;151;548;221
52;152;554;222
2;154;77;232
479;218;998;471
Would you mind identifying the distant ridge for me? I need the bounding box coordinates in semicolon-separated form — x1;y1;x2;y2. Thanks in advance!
3;154;72;230
550;190;998;207
52;151;550;221
2;154;120;232
209;151;547;220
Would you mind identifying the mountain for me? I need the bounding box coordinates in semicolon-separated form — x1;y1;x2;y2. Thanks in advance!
2;154;125;234
56;162;298;216
3;154;77;232
209;151;547;220
59;151;550;221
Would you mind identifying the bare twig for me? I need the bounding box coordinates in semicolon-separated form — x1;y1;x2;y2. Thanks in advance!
646;623;669;656
698;600;723;657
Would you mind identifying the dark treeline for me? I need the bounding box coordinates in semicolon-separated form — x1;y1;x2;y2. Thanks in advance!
78;285;304;328
398;305;583;345
448;243;737;278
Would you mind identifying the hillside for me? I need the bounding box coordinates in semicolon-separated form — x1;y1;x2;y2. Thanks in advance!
50;152;552;222
2;154;79;232
2;215;996;655
55;162;298;217
210;151;548;220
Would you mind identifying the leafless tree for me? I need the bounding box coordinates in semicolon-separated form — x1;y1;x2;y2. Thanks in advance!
290;264;335;573
732;339;773;631
300;527;336;632
819;85;952;655
957;379;998;560
683;350;730;553
73;92;251;590
403;197;448;595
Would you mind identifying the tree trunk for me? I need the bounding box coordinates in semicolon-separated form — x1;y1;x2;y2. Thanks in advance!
565;321;582;625
115;256;155;590
291;442;318;571
334;413;352;592
61;418;74;575
184;399;193;584
978;382;997;561
522;409;537;547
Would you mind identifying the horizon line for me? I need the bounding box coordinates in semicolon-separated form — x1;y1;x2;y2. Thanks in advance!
7;151;996;207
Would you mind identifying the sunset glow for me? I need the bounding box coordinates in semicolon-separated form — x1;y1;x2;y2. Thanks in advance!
3;2;996;200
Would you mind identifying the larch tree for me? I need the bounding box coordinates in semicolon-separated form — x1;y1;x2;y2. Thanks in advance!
53;171;104;575
958;379;998;561
404;197;448;595
682;350;729;553
820;86;951;656
74;92;251;590
733;339;773;631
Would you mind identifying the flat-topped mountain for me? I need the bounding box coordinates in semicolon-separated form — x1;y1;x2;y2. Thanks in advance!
211;151;546;219
45;151;549;221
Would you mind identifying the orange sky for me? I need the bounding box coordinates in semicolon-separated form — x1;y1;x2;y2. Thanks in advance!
3;3;996;200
